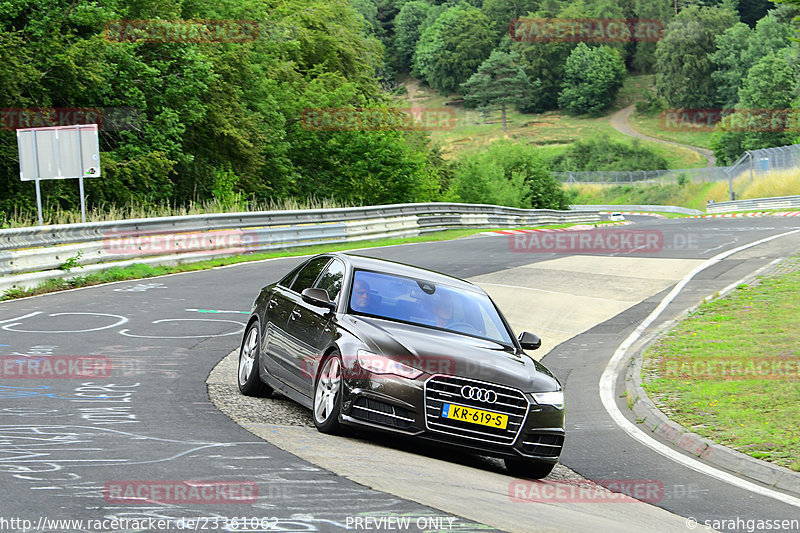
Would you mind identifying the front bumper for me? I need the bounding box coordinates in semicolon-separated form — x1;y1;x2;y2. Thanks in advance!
339;373;565;462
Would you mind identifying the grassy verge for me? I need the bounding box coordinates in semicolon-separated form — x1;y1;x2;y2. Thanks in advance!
641;255;800;471
565;182;727;210
565;168;800;210
0;221;614;302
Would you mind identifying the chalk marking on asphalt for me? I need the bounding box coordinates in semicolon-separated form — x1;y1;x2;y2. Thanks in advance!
600;228;800;509
186;308;249;314
702;240;737;255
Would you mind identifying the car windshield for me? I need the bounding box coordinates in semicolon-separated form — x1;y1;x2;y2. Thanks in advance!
348;269;514;345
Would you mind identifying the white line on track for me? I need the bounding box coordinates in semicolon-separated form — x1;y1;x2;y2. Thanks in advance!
600;228;800;508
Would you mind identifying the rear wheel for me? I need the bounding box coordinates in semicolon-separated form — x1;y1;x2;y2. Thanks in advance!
504;458;556;479
313;351;345;434
237;322;273;397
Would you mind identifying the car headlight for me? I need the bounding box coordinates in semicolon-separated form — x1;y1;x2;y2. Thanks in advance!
532;390;564;408
357;350;422;380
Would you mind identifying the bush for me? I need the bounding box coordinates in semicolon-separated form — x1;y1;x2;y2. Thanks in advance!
634;89;666;115
549;137;669;172
449;142;567;209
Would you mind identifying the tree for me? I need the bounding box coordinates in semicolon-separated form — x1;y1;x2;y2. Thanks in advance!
480;0;540;40
509;0;591;112
631;0;673;73
655;5;738;108
558;43;626;115
709;22;754;108
711;49;799;164
393;1;429;71
461;50;529;132
412;5;495;94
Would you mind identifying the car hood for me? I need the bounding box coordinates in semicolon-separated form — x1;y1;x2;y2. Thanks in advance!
347;316;560;393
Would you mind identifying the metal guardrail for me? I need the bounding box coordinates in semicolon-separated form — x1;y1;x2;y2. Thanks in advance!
0;203;601;294
706;195;800;213
570;204;703;215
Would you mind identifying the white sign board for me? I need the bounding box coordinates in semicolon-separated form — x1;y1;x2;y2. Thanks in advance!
17;124;101;181
16;123;101;225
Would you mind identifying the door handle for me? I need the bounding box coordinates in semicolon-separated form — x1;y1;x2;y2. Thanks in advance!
268;299;278;309
290;310;301;320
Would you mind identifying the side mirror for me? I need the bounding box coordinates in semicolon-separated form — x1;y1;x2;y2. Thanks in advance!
301;288;335;310
518;331;541;351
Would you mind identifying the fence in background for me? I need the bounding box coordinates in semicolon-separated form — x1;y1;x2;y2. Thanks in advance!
553;143;800;186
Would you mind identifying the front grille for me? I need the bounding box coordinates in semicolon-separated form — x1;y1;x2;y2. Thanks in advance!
424;375;529;446
521;433;564;457
350;397;415;429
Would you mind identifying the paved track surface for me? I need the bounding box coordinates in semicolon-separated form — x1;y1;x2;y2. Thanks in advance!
1;215;799;532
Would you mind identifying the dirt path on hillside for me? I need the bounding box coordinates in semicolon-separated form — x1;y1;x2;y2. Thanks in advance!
610;104;716;167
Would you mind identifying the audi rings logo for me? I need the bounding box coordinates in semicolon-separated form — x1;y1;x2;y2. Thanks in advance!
461;386;497;404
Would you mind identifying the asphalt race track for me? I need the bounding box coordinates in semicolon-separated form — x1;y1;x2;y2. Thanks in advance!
1;215;799;533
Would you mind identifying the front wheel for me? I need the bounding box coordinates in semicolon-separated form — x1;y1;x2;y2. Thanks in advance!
238;322;273;397
313;351;345;434
504;458;556;479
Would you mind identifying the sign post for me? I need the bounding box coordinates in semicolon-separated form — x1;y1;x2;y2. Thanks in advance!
16;124;101;225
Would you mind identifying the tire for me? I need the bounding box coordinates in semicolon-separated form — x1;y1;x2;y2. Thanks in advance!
237;322;274;397
312;351;345;435
504;458;556;479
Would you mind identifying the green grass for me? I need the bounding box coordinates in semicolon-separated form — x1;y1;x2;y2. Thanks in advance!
642;257;800;470
397;76;705;169
629;112;715;150
0;221;616;301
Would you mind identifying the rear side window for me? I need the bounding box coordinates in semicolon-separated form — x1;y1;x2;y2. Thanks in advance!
314;259;345;302
278;261;306;288
289;257;331;293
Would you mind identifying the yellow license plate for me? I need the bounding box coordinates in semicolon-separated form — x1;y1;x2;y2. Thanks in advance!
441;403;508;429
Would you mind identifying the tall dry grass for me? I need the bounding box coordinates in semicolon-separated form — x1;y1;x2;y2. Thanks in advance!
0;196;355;229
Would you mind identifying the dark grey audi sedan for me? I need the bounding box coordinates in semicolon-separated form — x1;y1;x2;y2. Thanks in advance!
237;253;565;478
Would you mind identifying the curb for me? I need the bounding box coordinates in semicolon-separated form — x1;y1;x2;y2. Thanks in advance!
624;261;800;498
689;211;800;218
486;221;630;235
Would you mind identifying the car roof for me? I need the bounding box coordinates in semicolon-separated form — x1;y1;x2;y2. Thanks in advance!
332;252;482;293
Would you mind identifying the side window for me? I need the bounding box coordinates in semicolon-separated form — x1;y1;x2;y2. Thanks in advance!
289;257;331;293
314;259;345;302
278;261;307;288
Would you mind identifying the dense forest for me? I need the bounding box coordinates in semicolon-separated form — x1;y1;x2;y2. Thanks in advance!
0;0;797;220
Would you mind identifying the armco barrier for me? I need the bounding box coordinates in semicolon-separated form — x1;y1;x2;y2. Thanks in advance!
570;204;703;215
0;203;600;294
706;195;800;213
